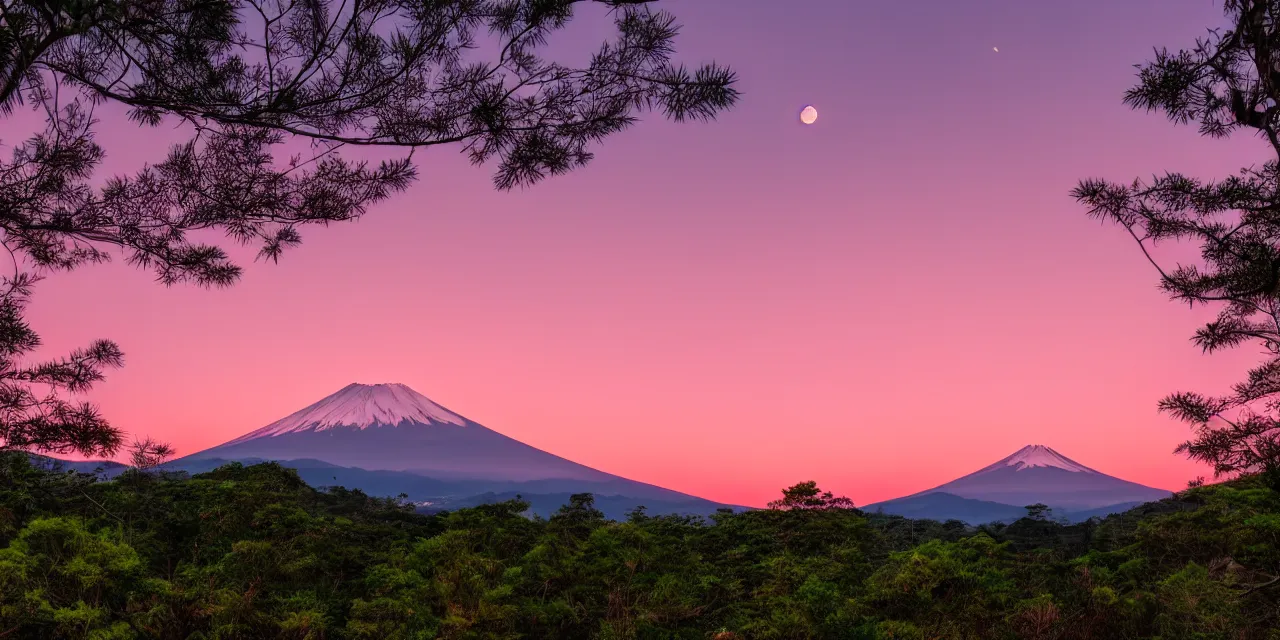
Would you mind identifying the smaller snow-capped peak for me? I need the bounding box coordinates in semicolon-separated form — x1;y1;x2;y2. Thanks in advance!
977;445;1099;474
227;383;467;443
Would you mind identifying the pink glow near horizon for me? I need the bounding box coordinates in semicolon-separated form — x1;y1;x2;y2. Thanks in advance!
21;0;1263;507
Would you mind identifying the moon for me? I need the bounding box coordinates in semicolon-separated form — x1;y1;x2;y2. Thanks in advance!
800;105;818;125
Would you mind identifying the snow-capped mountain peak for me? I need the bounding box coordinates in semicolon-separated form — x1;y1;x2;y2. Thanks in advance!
226;383;467;443
977;444;1099;474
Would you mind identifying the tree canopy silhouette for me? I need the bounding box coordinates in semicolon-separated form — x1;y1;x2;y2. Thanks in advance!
0;0;738;457
767;481;856;511
1074;0;1280;489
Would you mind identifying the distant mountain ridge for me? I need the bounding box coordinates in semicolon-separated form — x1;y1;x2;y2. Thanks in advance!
25;454;128;479
865;492;1149;525
866;445;1173;524
23;389;1173;525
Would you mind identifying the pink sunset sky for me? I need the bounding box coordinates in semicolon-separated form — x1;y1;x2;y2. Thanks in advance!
22;0;1265;508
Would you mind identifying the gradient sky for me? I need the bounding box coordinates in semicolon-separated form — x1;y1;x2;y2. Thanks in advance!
23;0;1266;508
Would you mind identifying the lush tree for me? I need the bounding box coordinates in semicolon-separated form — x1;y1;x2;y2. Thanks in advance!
0;0;739;458
0;516;147;639
858;535;1018;638
767;481;856;511
2;454;1280;638
1073;0;1280;489
1024;503;1050;521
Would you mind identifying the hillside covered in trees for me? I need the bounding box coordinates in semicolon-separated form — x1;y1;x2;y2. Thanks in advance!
1;453;1277;639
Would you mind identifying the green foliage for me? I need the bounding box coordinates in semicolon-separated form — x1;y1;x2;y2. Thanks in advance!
0;453;1278;638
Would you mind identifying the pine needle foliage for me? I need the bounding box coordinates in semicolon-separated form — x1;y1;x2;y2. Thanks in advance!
1074;0;1280;489
0;0;739;457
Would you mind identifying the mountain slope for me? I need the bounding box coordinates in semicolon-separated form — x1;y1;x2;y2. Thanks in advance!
864;492;1153;525
223;382;468;443
168;382;736;516
171;456;743;517
865;492;1030;524
26;454;129;479
866;445;1173;523
423;492;737;521
176;383;621;483
919;444;1172;510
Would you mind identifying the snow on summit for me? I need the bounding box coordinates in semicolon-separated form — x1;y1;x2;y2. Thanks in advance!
977;444;1099;474
228;383;467;443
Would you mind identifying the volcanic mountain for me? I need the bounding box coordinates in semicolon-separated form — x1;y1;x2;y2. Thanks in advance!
169;383;736;518
865;445;1173;524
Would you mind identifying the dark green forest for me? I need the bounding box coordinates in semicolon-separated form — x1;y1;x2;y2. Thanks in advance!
3;1;1280;636
1;454;1277;639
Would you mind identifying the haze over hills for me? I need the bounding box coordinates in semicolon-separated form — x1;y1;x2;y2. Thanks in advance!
166;382;740;518
866;445;1173;524
26;454;129;479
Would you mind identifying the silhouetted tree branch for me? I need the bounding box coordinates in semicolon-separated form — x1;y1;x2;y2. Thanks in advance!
767;481;856;511
1074;0;1280;490
128;436;173;469
0;0;738;457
